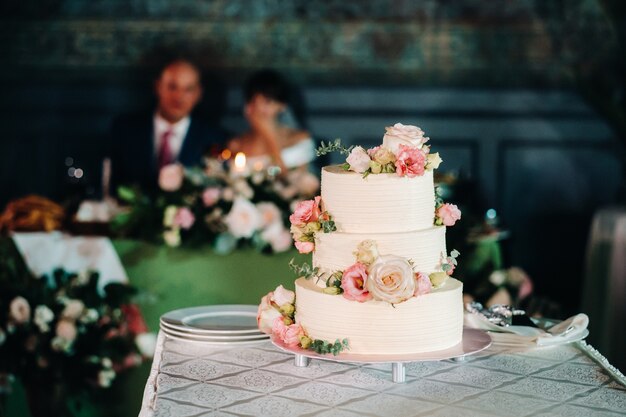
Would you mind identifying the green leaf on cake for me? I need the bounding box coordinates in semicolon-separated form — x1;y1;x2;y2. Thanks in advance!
316;138;354;156
289;259;319;279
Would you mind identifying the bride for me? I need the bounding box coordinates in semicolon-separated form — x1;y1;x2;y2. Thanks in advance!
228;70;316;175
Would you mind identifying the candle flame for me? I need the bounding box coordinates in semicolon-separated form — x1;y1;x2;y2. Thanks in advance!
234;152;246;170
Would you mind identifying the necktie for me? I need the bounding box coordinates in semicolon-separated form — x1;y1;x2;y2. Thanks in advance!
157;129;174;169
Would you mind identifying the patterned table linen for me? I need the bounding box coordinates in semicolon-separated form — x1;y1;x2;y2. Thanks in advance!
139;332;626;417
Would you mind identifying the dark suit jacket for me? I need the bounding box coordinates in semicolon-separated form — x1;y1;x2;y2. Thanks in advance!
109;112;227;194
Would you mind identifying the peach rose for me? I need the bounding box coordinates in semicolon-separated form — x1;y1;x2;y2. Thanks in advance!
437;203;461;227
257;293;283;334
395;145;427;177
414;272;433;296
383;123;429;151
158;164;184;192
173;207;195;230
295;241;315;254
346;146;371;173
10;296;31;324
353;240;379;265
56;319;77;342
61;300;84;320
341;262;372;302
289;197;321;226
368;146;396;165
367;255;416;303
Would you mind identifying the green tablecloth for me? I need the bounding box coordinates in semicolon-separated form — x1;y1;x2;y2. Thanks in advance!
113;240;306;332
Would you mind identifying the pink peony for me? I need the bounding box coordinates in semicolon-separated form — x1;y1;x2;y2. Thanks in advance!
395;145;427;177
437;203;461;226
341;262;372;302
414;272;433;296
295;241;315;254
282;323;306;347
173;207;195;230
158;164;184;192
289;196;321;226
271;316;288;340
346;146;372;173
202;187;221;207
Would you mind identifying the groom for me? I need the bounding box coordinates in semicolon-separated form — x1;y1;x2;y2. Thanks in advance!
109;58;226;193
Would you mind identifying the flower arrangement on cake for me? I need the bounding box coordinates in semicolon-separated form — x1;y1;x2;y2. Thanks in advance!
112;156;320;254
0;267;154;415
259;123;465;356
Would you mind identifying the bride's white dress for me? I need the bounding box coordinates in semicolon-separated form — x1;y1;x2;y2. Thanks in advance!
245;138;316;170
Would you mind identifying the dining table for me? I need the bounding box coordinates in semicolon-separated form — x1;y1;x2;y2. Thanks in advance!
139;330;626;417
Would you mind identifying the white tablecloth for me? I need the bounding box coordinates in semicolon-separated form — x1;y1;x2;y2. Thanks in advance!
139;332;626;417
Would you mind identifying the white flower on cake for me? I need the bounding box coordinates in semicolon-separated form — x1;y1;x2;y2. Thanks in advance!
353;240;379;265
382;123;429;153
366;255;416;304
257;292;284;334
346;146;371;174
224;197;262;238
426;152;443;170
271;285;295;307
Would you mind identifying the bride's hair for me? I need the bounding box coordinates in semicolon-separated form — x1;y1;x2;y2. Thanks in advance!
244;69;291;104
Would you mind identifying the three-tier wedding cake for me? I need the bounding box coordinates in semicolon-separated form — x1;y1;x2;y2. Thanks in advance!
258;123;463;355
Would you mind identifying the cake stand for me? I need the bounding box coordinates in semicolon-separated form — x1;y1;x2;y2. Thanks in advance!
271;327;491;383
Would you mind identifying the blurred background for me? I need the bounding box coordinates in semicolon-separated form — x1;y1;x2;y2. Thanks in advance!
0;1;624;337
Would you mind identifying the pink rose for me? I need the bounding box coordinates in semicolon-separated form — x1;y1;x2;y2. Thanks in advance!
158;164;184;192
202;187;221;207
437;203;461;226
295;241;315;254
10;296;31;324
414;272;433;296
173;207;195;230
271;316;287;340
383;123;429;152
56;319;77;342
289;196;321;226
282;323;305;347
346;146;371;173
341;262;372;302
394;145;427;177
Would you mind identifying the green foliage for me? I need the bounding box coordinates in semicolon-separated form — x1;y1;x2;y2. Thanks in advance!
316;139;354;157
320;218;336;233
307;338;349;356
289;259;319;279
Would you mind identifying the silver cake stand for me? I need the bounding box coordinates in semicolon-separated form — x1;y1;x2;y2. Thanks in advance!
271;327;492;383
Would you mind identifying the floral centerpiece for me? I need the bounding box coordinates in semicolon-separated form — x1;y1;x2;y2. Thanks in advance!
0;264;154;417
112;157;320;254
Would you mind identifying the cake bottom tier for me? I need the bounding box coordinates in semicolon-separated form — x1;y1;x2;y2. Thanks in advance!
295;277;463;355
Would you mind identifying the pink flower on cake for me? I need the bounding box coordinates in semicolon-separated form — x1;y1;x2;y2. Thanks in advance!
445;258;456;276
367;255;416;304
341;262;372;302
201;187;221;207
257;293;283;334
295;241;315;254
271;316;288;340
173;207;195;230
282;323;306;347
437;203;461;226
158;164;184;192
394;145;427;177
346;146;371;173
289;196;321;226
271;285;295;307
414;272;433;296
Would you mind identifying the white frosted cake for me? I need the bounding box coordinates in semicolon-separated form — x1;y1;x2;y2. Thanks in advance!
258;123;464;356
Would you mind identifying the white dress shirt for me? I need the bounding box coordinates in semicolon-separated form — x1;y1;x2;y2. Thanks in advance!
153;113;191;161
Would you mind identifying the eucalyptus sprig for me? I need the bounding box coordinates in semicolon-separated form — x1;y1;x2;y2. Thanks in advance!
316;139;354;157
308;338;349;356
320;216;337;233
322;271;344;295
289;259;319;279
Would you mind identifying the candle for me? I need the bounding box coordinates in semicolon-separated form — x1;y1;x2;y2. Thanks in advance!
233;152;247;175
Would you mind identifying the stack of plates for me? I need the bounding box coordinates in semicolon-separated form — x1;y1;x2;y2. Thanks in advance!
160;305;269;344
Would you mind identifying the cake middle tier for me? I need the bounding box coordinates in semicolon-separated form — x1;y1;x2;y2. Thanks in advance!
313;226;447;280
321;166;436;233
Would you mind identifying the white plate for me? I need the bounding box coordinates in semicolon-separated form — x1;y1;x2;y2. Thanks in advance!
271;328;492;363
160;324;268;341
160;305;261;335
163;331;270;345
159;319;264;338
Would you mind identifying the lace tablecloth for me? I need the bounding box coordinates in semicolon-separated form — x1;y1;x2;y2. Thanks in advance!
139;332;626;417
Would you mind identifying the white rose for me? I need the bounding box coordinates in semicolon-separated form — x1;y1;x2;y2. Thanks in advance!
163;205;178;227
62;300;85;320
489;270;507;286
346;146;371;173
353;240;379;265
426;152;442;170
98;369;116;388
9;296;31;324
256;202;282;227
257;293;283;334
158;164;184;192
163;228;181;247
367;255;416;304
382;123;429;153
271;285;296;307
135;333;157;357
224;197;262;238
34;305;54;332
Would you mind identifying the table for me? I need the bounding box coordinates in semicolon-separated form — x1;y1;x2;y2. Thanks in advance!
140;332;626;417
